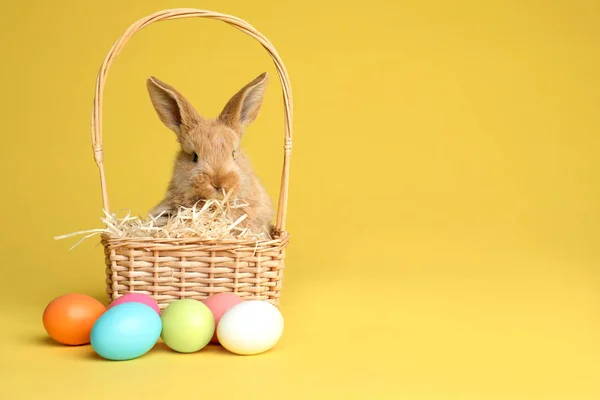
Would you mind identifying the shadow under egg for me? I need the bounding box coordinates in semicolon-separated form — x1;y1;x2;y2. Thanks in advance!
153;341;237;356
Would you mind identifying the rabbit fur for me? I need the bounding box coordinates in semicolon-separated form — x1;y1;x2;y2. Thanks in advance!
146;72;274;236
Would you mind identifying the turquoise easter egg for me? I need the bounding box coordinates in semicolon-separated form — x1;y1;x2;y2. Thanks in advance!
90;302;162;361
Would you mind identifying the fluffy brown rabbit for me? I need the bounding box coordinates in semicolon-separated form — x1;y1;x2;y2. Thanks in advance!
146;72;274;236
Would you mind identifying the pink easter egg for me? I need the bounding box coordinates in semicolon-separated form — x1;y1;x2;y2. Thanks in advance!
202;293;245;343
108;293;161;314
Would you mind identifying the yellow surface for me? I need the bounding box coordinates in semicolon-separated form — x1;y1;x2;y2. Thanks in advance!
0;0;599;398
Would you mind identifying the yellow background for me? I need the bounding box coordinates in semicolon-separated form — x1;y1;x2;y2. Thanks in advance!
0;0;599;398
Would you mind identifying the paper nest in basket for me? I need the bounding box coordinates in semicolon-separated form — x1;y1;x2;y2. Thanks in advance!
55;189;269;250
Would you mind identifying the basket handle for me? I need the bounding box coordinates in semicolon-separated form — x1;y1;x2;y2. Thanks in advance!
91;8;293;232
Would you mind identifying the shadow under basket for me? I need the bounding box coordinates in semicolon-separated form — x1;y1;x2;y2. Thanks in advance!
90;9;294;310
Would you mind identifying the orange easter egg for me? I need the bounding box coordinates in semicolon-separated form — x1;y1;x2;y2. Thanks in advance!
42;293;107;345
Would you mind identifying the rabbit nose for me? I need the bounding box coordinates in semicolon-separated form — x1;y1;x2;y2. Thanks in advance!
214;185;222;192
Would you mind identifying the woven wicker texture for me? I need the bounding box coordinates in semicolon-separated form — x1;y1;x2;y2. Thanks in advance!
92;9;293;308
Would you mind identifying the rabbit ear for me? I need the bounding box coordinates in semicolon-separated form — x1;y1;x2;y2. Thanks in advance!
218;72;268;134
146;77;201;135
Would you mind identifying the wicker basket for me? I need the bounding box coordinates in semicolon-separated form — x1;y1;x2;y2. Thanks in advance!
90;9;293;310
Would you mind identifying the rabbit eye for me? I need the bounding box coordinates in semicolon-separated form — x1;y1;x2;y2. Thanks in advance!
232;150;237;159
193;153;198;163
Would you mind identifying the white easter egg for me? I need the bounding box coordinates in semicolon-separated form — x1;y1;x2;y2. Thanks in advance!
216;300;284;355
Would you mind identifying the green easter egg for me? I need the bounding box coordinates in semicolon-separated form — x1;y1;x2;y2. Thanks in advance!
160;299;215;353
